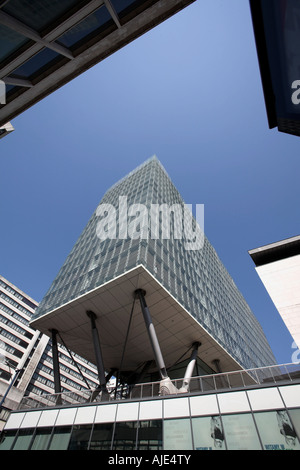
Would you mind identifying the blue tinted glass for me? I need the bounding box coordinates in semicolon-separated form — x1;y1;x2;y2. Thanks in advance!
10;48;61;79
5;85;24;100
110;0;148;15
2;0;81;33
0;24;30;63
58;6;113;49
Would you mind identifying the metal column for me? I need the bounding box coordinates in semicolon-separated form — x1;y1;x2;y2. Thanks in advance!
134;289;168;380
86;310;107;391
51;329;62;403
181;341;201;391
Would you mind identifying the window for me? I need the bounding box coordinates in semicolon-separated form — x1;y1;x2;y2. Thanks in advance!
137;420;162;450
164;419;193;450
254;410;300;451
0;430;16;450
11;429;34;450
222;413;262;450
10;48;62;81
48;426;72;450
30;428;52;450
68;424;93;450
0;24;30;63
192;416;225;450
89;422;114;450
57;5;113;51
112;421;138;450
289;409;300;441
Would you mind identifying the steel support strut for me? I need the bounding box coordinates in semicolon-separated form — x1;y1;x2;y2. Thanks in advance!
181;341;201;391
134;289;168;380
51;329;62;404
86;310;107;391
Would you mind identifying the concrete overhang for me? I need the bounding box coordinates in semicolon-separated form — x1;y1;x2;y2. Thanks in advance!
30;265;243;375
0;0;195;128
249;235;300;267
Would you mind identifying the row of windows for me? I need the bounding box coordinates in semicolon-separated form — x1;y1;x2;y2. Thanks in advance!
0;313;33;340
0;280;37;310
0;302;31;327
1;408;300;451
0;327;29;350
0;340;22;360
0;292;33;319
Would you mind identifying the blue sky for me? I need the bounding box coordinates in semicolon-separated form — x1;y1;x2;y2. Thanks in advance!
1;0;299;366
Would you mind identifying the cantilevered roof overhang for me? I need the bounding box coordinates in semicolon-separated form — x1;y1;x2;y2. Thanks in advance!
249;0;300;137
249;235;300;267
30;265;243;376
0;0;195;128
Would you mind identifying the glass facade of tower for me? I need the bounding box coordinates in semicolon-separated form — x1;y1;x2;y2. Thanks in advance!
32;157;276;370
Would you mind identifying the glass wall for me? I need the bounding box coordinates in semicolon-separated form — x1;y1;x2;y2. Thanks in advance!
0;419;163;450
1;407;300;450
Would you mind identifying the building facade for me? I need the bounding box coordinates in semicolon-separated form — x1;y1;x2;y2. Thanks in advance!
30;157;276;395
0;275;99;430
1;363;300;451
249;235;300;350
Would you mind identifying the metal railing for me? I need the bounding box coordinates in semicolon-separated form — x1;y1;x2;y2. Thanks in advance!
18;362;300;411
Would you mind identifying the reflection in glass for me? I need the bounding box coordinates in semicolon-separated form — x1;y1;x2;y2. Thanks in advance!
0;430;17;450
137;420;162;450
111;0;146;16
57;6;113;50
30;427;52;450
48;426;72;450
89;422;114;450
68;424;93;450
11;428;34;450
0;24;30;63
10;48;61;80
112;421;138;450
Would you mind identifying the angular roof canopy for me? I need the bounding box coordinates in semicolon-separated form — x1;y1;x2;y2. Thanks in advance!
30;265;243;376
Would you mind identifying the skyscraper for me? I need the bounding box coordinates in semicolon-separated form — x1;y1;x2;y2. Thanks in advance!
31;156;276;394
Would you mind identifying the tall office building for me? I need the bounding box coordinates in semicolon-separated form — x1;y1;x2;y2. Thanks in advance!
3;158;300;452
30;156;276;396
0;275;99;430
